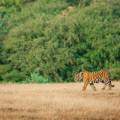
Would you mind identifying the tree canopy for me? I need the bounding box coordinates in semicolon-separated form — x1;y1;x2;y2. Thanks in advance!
0;0;120;82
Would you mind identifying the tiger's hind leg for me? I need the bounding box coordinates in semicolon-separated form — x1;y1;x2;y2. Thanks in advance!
82;80;89;91
108;85;115;90
108;80;115;90
102;84;107;90
102;80;112;90
108;85;112;90
90;82;96;91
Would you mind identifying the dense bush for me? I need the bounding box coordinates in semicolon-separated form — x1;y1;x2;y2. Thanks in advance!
2;70;26;82
26;72;48;83
66;0;92;6
0;0;120;82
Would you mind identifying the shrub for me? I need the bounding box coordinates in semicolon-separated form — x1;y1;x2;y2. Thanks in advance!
0;64;11;75
2;70;26;82
0;0;21;7
0;0;120;82
66;0;92;6
26;72;49;83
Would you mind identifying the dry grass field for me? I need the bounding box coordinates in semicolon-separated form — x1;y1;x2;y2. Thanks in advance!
0;81;120;120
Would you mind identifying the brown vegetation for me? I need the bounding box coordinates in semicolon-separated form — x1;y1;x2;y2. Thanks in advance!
0;81;120;120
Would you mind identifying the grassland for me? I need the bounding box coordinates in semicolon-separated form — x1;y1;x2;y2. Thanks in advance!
0;81;120;120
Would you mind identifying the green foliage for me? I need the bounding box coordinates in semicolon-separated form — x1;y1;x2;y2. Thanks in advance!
0;64;11;81
26;72;49;83
109;68;120;80
0;0;120;82
66;0;92;6
0;64;11;74
0;0;22;8
66;0;80;5
2;70;26;82
0;0;36;7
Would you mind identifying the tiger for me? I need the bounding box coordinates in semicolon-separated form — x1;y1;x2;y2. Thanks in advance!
74;70;115;91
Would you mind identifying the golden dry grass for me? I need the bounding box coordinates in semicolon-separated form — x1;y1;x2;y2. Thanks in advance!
0;81;120;120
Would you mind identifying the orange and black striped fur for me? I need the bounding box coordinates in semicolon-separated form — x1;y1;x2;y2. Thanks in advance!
74;70;114;91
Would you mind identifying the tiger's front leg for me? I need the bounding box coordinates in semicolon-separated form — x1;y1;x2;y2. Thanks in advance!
82;80;89;91
90;82;96;91
102;83;107;90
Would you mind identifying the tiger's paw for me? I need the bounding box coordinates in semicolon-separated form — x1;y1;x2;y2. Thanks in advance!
111;85;115;87
102;88;105;90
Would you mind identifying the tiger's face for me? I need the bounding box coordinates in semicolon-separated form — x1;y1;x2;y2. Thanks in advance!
74;72;83;82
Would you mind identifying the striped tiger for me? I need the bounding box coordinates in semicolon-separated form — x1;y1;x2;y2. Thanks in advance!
74;70;114;91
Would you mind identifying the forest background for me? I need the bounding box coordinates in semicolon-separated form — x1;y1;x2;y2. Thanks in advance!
0;0;120;83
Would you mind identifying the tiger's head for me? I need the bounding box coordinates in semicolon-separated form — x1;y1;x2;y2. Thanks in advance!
74;72;83;82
